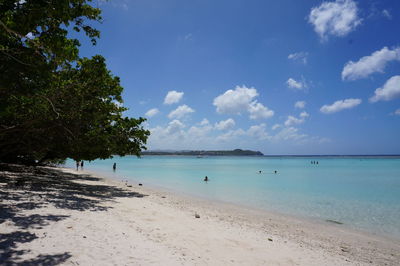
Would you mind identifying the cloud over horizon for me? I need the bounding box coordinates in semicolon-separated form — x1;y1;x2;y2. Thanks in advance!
215;118;236;131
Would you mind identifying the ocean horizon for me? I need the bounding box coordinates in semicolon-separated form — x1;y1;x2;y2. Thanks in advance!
66;155;400;239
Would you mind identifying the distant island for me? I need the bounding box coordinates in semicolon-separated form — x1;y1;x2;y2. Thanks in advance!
142;149;264;156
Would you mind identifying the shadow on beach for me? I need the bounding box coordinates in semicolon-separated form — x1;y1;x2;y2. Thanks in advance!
0;163;147;265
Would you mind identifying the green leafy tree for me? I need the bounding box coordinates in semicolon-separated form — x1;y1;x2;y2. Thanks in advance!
0;0;149;164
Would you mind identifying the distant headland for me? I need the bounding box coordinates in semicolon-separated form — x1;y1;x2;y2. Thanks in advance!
142;149;264;156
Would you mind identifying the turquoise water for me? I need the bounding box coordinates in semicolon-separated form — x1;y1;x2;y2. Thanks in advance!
66;156;400;238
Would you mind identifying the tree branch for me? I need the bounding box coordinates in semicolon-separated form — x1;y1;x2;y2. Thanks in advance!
40;95;60;119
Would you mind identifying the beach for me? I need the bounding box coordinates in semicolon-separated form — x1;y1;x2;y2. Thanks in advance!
1;165;399;265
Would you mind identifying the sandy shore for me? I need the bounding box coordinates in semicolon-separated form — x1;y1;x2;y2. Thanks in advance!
0;164;399;265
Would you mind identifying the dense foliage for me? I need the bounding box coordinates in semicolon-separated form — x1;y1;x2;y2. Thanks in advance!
0;0;149;164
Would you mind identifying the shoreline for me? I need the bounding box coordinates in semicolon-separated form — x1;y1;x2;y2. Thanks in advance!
79;165;400;242
58;167;400;262
1;164;399;265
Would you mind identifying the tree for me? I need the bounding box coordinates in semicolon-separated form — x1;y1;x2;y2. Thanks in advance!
0;0;149;164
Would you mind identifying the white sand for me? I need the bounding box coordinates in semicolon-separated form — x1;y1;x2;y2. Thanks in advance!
0;165;399;265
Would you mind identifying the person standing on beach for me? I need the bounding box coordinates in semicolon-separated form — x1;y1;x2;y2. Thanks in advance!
81;161;84;169
76;161;79;171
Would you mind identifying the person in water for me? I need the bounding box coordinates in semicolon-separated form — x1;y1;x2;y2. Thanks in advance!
80;161;84;169
113;162;116;171
204;176;208;182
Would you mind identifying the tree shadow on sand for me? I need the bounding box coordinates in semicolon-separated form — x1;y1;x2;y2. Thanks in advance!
0;163;147;265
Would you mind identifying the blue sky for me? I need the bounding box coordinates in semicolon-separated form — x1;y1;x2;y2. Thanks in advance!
78;0;400;154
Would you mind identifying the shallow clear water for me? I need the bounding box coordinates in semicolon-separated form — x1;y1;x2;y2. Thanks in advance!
66;156;400;238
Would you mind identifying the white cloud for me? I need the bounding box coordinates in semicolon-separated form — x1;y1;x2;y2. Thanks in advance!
248;102;274;119
147;120;186;149
308;0;361;41
320;98;361;114
370;75;400;103
215;118;235;131
271;126;329;145
247;124;271;140
273;127;307;142
382;9;392;19
148;120;185;144
213;85;258;114
168;104;195;119
294;101;306;109
286;78;307;91
272;124;281;130
166;120;185;134
285;116;302;127
300;111;309;118
342;47;400;80
216;129;246;142
395;109;400;116
198;118;210;126
145;108;159;117
284;112;309;127
217;124;270;142
147;119;325;151
288;52;308;64
213;85;273;120
164;90;184;105
187;124;213;140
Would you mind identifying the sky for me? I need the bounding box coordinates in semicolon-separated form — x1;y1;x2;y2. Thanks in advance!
77;0;400;155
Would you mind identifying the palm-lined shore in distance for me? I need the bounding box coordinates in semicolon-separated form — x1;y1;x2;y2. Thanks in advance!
142;149;264;156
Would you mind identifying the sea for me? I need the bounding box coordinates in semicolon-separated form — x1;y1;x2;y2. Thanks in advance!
65;155;400;239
